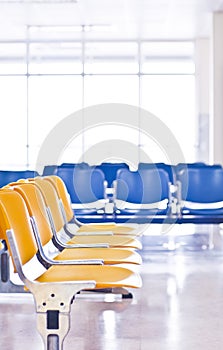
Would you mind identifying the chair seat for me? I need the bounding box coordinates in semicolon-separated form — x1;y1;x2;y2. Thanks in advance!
74;208;102;216
54;247;142;265
182;207;223;215
77;223;136;234
36;264;142;289
116;208;168;216
68;235;142;250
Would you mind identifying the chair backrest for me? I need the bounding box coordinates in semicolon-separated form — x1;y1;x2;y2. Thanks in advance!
9;182;53;246
42;165;58;176
116;168;170;204
176;163;222;179
42;163;90;176
0;170;39;187
178;167;223;203
0;189;38;268
176;162;206;170
44;175;74;223
95;162;129;187
138;163;175;184
30;178;65;232
56;167;106;204
60;162;89;169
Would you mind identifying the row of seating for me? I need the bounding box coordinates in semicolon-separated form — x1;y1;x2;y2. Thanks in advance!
0;170;39;187
42;161;223;187
43;162;129;188
1;164;223;225
0;161;221;192
42;163;223;224
0;176;142;349
114;166;223;224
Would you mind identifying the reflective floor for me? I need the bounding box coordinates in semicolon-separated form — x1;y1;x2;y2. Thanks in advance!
1;228;223;350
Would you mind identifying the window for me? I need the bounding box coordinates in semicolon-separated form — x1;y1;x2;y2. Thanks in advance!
28;75;83;167
0;43;26;74
85;42;138;74
0;76;27;168
141;75;195;162
29;42;82;74
0;39;195;169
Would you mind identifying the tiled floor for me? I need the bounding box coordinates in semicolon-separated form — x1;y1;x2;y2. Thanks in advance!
1;229;223;349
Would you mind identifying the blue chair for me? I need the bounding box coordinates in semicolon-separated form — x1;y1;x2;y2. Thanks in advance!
176;162;207;170
0;170;39;188
177;167;223;216
114;168;172;216
60;162;89;169
176;163;222;180
138;162;176;185
95;162;129;188
42;163;90;176
56;167;107;216
42;165;58;176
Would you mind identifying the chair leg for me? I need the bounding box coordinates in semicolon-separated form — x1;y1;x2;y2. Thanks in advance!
37;310;70;350
30;282;95;350
47;335;59;350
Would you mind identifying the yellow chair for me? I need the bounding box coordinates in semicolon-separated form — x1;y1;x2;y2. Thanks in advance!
30;177;142;250
0;189;142;350
10;182;142;266
44;175;139;235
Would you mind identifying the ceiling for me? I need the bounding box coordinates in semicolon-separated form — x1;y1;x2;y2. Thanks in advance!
0;0;223;41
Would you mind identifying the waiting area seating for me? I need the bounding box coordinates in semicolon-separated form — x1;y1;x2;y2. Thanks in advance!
42;174;137;233
0;163;222;349
29;177;141;249
95;162;129;187
1;163;223;348
2;162;223;226
0;175;142;349
114;168;172;216
0;169;39;187
56;166;107;216
42;162;223;225
177;166;223;217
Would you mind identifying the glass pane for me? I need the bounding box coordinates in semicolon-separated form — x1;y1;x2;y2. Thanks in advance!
141;75;195;162
0;76;27;168
28;25;83;41
62;75;139;164
141;41;195;74
62;124;140;166
0;43;26;74
141;41;194;57
142;60;195;74
28;75;83;168
84;75;139;106
85;42;138;74
29;42;82;74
